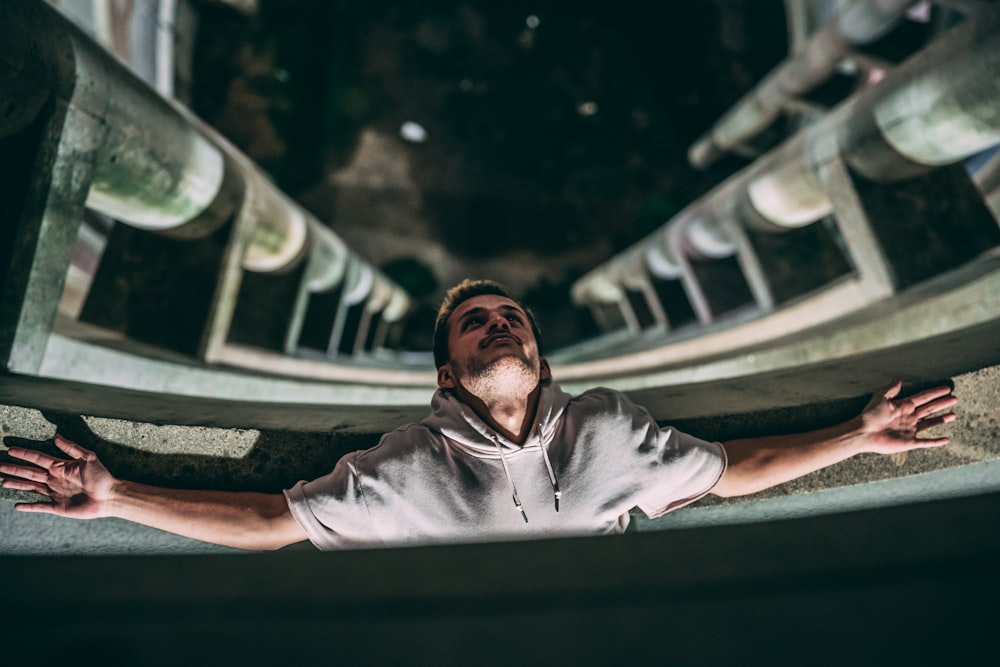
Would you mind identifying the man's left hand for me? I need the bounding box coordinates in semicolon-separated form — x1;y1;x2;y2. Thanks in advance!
859;381;957;454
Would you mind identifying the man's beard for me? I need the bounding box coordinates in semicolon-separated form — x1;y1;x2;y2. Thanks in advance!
453;352;540;404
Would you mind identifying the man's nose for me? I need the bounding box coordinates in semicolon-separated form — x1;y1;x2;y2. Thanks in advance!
487;313;510;331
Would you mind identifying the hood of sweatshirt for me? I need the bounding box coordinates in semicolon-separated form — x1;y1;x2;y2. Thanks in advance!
421;381;572;457
421;381;573;521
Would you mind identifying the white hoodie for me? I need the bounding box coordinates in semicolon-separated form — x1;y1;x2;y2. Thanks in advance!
284;383;726;549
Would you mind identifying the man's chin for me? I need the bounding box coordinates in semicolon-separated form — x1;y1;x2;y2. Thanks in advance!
485;352;533;370
460;354;538;382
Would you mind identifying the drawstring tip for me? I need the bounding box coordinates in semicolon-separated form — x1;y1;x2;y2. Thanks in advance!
520;509;528;523
554;490;561;512
516;503;528;523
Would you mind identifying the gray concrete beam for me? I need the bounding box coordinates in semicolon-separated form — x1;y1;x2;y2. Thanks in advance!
3;481;999;663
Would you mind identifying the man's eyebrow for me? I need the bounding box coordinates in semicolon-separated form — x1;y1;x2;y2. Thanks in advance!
457;304;526;322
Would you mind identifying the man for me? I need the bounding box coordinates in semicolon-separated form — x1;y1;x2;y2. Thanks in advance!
0;280;956;550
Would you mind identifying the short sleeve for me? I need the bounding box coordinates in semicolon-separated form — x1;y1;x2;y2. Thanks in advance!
636;430;727;518
576;387;727;520
283;453;381;550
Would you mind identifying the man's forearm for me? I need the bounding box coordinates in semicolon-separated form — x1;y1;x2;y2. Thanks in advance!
2;437;308;550
711;383;954;497
107;481;305;551
712;417;867;497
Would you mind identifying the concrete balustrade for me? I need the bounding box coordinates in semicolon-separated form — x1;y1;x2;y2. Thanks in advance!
573;4;1000;346
8;8;1000;620
749;7;1000;227
0;0;418;395
3;0;1000;435
0;2;225;231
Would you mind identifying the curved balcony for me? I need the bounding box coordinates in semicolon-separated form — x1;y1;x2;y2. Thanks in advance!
2;3;1000;659
0;1;432;431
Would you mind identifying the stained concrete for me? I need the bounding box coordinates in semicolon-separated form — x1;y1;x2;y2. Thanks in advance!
3;362;997;555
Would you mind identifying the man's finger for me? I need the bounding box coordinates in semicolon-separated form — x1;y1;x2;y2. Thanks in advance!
913;436;950;448
5;446;61;470
908;385;955;408
916;413;956;432
1;477;51;496
914;395;958;420
14;501;57;514
882;380;903;400
53;435;94;460
0;462;49;483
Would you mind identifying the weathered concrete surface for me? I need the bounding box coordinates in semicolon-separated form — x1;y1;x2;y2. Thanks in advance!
4;489;999;665
2;363;997;555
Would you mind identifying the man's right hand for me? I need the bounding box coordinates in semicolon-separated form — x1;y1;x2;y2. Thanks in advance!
1;435;117;519
3;434;307;550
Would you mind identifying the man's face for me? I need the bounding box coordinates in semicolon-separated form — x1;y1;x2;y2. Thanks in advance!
438;294;548;390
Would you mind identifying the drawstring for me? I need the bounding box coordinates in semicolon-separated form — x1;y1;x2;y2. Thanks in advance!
537;423;561;512
493;435;528;523
492;426;562;523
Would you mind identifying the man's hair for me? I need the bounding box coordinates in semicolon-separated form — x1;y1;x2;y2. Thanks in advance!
432;279;543;369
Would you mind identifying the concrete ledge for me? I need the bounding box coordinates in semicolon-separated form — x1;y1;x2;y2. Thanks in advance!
4;489;999;664
2;252;998;432
638;457;1000;531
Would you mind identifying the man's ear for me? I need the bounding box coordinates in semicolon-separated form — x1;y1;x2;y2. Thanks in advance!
437;364;456;389
540;358;552;382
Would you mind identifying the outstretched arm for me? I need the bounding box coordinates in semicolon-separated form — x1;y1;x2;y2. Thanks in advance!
0;435;308;551
711;382;957;498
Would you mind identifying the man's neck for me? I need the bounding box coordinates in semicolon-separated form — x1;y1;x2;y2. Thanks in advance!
455;382;542;445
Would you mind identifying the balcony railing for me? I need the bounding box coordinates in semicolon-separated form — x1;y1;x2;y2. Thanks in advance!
562;2;1000;418
2;0;1000;431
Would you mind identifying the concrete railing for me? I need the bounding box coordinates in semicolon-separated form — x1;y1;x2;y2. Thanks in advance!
687;0;988;169
0;1;429;411
561;4;1000;419
2;0;1000;433
571;3;999;339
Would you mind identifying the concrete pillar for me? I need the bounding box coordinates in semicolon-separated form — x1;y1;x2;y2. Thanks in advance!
612;251;668;331
973;147;1000;220
224;167;311;353
680;209;763;326
0;3;106;373
329;261;374;357
570;271;634;334
353;277;393;355
284;222;349;354
371;289;412;351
